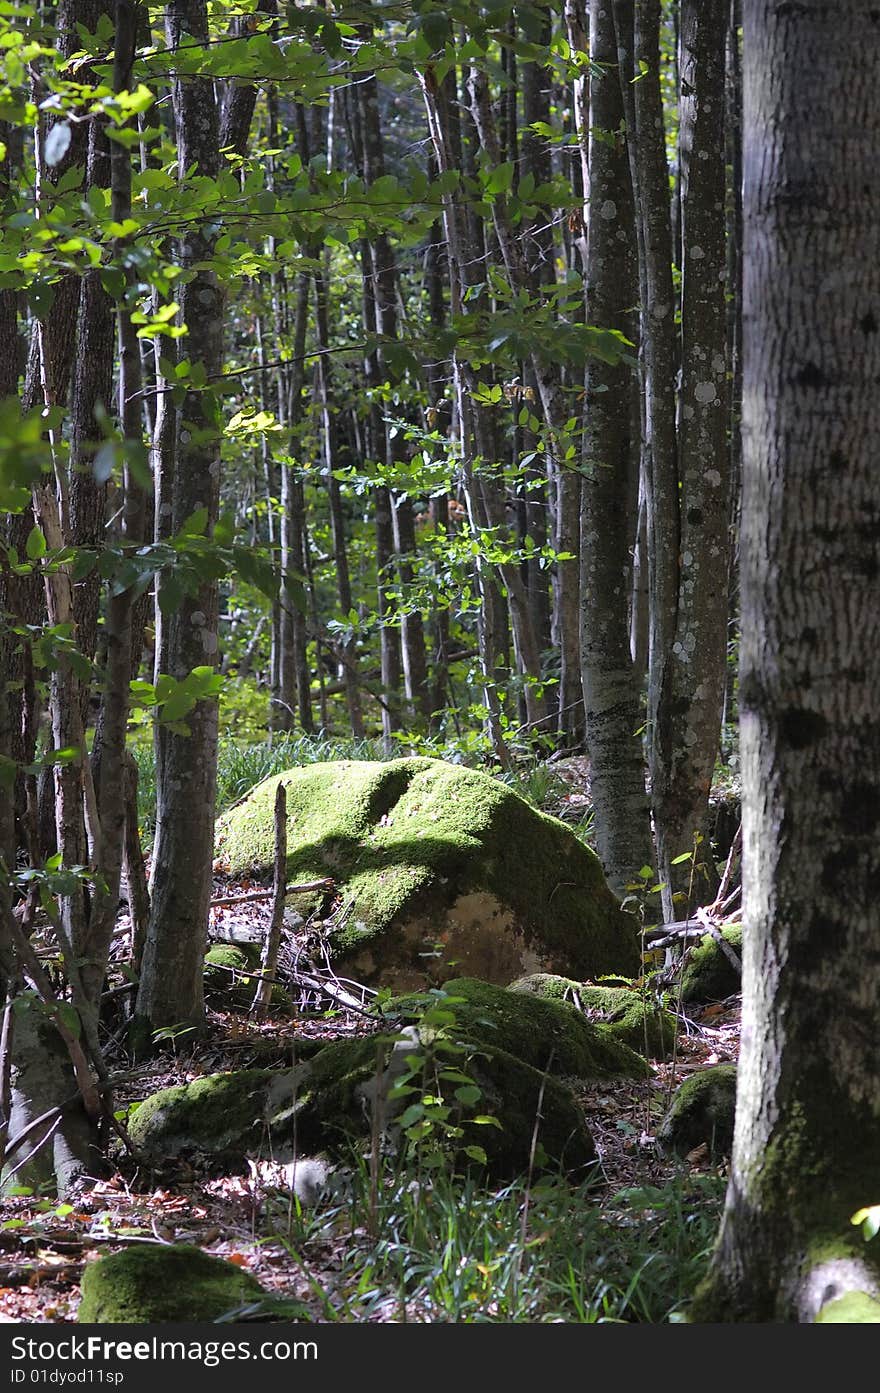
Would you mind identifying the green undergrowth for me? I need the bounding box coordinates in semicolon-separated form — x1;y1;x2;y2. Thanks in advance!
131;733;597;852
132;732;389;847
265;1159;725;1323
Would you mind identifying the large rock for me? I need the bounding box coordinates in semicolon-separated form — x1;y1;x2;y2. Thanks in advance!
508;974;678;1060
215;758;639;989
128;1029;596;1181
77;1245;266;1323
382;977;650;1078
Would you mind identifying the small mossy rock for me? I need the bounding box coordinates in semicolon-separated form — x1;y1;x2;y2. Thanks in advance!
203;944;289;1011
679;926;742;1003
215;758;639;990
656;1064;737;1158
77;1244;265;1323
509;975;677;1060
384;977;649;1079
815;1291;880;1323
128;1033;596;1180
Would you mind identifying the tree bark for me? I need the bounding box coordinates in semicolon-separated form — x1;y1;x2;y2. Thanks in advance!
135;0;227;1043
691;0;880;1322
651;0;730;913
578;0;654;895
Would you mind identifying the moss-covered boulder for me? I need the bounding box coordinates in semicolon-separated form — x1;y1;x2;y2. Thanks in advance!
203;944;289;1011
128;1030;596;1180
128;1068;280;1163
77;1244;266;1323
679;926;742;1003
215;759;639;990
509;974;678;1060
656;1064;737;1158
383;977;649;1079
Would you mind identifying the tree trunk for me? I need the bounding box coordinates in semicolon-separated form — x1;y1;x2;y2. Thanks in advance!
578;0;654;895
691;0;880;1323
135;0;226;1044
651;0;730;914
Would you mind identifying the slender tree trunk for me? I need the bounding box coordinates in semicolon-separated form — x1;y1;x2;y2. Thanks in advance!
652;0;730;913
420;67;513;766
135;0;227;1044
577;0;653;895
313;267;365;738
691;0;880;1322
279;273;312;735
357;74;431;727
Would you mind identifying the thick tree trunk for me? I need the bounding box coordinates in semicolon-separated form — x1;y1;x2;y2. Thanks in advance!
691;0;880;1323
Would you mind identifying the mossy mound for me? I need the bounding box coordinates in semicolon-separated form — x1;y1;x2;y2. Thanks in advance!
656;1064;737;1158
128;1069;279;1162
215;759;639;989
128;1031;595;1180
383;977;649;1079
509;975;677;1060
679;927;742;1003
203;944;289;1011
77;1244;265;1323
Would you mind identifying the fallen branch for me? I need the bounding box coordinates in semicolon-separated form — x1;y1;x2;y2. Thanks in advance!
209;878;335;910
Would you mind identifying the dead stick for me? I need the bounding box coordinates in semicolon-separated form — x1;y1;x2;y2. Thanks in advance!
209;877;334;910
0;997;13;1154
252;783;287;1018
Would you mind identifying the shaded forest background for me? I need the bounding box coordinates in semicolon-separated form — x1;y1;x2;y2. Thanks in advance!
3;0;878;1328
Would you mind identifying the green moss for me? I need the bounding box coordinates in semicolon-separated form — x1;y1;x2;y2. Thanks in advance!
459;1044;596;1179
215;759;639;982
203;944;289;1011
128;1069;278;1161
77;1244;265;1323
656;1064;737;1158
679;926;742;1003
509;975;677;1060
815;1291;880;1322
127;1029;596;1181
383;978;650;1079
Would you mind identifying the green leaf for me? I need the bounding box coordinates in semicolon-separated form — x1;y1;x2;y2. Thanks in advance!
399;1103;426;1129
462;1145;487;1165
454;1085;481;1106
157;572;185;616
26;525;46;560
54;1002;81;1038
180;507;209;537
485;161;514;195
852;1204;880;1241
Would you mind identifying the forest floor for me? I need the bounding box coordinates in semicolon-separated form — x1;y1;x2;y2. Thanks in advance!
0;862;742;1325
